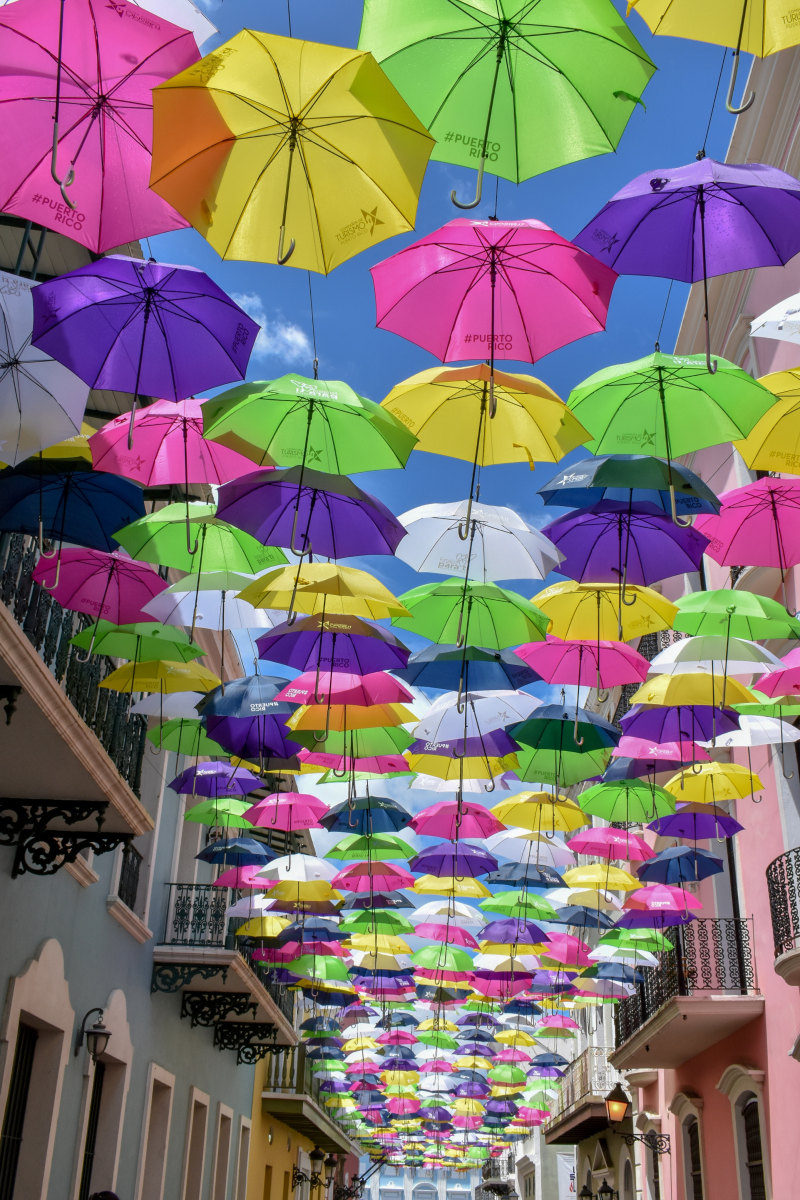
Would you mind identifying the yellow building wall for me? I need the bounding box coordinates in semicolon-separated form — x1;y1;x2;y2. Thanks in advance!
246;1056;320;1200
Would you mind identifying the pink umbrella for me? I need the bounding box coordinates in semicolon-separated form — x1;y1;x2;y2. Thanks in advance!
695;478;800;589
299;750;410;775
277;671;413;706
539;935;592;968
566;827;655;863
495;1048;532;1062
624;884;703;914
32;547;167;628
754;648;800;697
413;924;480;949
89;398;256;487
418;1061;453;1073
243;792;328;831
387;1098;420;1116
453;1116;482;1130
0;0;197;252
515;635;648;695
214;865;272;890
330;862;415;892
612;736;711;764
410;800;505;840
371;218;616;366
517;1107;549;1122
376;1031;416;1046
537;1015;580;1031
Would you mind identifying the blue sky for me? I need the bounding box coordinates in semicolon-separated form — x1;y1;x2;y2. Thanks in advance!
151;0;736;667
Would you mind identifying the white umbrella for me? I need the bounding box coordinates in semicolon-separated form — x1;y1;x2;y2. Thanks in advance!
225;893;273;918
397;499;562;582
144;589;279;630
413;900;482;924
487;829;576;869
588;945;659;968
0;270;89;464
414;691;541;742
648;636;784;677
130;690;205;718
410;772;517;793
257;854;338;882
701;714;800;747
751;290;800;344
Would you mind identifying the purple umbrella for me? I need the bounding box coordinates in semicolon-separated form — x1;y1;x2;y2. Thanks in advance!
32;256;259;442
648;807;744;841
542;501;708;590
621;705;740;744
168;762;263;799
454;1082;490;1097
409;842;498;878
203;714;302;764
217;467;406;559
256;613;410;675
574;157;800;370
479;919;547;944
407;731;518;758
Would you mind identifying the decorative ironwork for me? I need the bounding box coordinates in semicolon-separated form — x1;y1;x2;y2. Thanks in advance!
164;882;231;946
150;963;229;994
238;1041;284;1065
0;799;130;876
180;991;257;1028
332;1157;388;1200
0;686;21;725
0;532;147;795
615;917;758;1047
621;1131;671;1155
766;846;800;958
117;842;142;910
214;1021;279;1063
544;1047;624;1129
14;830;131;876
0;799;106;846
292;1164;323;1192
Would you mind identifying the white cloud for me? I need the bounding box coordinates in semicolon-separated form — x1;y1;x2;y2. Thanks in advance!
232;292;312;366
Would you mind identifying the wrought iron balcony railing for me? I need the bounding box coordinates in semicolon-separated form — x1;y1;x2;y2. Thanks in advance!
160;882;295;1023
117;842;142;910
614;916;758;1048
0;532;147;795
544;1047;623;1127
766;846;800;958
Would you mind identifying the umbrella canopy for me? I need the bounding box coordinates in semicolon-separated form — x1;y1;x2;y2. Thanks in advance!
0;462;145;553
735;369;800;474
538;453;719;516
31;547;167;623
372;219;616;365
532;581;677;642
150;31;434;271
70;621;204;663
694;477;800;574
169;762;262;798
320;794;412;836
577;779;675;822
516;636;648;690
0;270;89;465
397;644;537;694
394;579;549;650
114;502;286;573
98;659;221;694
256;613;410;675
0;0;198;252
673;590;800;640
239;564;409;621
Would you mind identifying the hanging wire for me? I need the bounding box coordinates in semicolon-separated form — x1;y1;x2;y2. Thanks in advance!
286;0;292;37
654;279;674;351
491;175;499;220
307;271;319;378
698;48;729;158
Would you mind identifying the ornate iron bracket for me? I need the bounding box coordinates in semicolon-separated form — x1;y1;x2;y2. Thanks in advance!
621;1131;671;1155
150;963;229;994
0;798;130;877
237;1040;284;1065
293;1166;323;1192
180;991;258;1028
333;1157;388;1200
213;1020;278;1055
0;799;107;846
0;685;21;725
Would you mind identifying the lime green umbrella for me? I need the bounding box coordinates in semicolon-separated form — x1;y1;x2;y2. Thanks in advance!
288;955;352;983
291;726;413;756
514;744;612;786
598;928;673;952
114;502;286;573
163;569;260;594
339;911;414;935
203;373;416;473
567;352;776;520
674;589;800;640
733;691;800;717
577;779;675;822
415;1031;458;1049
147;718;228;758
480;891;557;920
411;945;473;970
70;620;205;663
359;0;654;207
488;1064;527;1084
326;834;414;861
184;798;253;827
393;579;549;649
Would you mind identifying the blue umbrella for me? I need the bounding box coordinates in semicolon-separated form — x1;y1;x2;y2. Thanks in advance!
196;836;277;866
396;644;539;692
538;454;719;516
637;845;724;885
484;862;563;889
320;794;412;835
0;462;144;554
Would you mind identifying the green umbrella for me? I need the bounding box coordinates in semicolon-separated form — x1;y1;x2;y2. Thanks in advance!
291;726;413;756
359;0;654;207
70;620;205;663
415;1031;458;1049
202;373;416;473
488;1064;527;1084
288;955;352;983
393;578;549;649
411;945;473;970
114;502;286;573
598;928;673;952
480;891;557;920
147;718;228;758
674;589;800;641
164;569;260;594
567;352;775;521
733;690;800;717
339;911;414;935
514;744;612;786
184;797;253;828
576;779;675;822
326;834;415;861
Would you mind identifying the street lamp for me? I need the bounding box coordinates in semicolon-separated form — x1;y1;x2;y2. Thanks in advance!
324;1154;338;1192
578;1187;593;1200
74;1009;111;1063
597;1182;618;1200
604;1084;671;1155
292;1148;326;1191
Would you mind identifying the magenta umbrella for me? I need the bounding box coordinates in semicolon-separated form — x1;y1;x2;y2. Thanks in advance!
612;736;711;765
0;0;197;252
694;477;800;602
566;827;655;863
330;862;415;892
410;801;504;841
515;634;648;697
242;792;329;832
371;218;616;376
413;924;479;950
32;547;167;625
276;671;413;707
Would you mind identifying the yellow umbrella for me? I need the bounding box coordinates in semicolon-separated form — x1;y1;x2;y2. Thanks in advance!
627;0;800;113
735;369;800;473
37;421;96;463
494;1031;538;1046
412;875;491;899
381;364;587;467
453;1056;492;1070
268;879;341;902
663;761;764;804
406;753;518;782
381;1071;418;1085
234;915;290;938
98;659;221;693
350;951;408;971
562;865;641;892
478;942;541;955
346;934;411;954
532;581;677;641
629;673;757;708
417;1019;457;1031
452;1099;485;1115
287;703;417;731
491;793;588;834
151;32;434;272
341;1037;381;1052
238;563;410;620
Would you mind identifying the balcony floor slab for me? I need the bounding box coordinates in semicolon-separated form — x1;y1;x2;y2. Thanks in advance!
544;1099;611;1145
610;994;765;1070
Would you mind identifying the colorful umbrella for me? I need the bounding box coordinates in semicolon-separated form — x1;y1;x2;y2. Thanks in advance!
531;580;677;642
538;452;719;516
114;502;286;572
393;579;549;650
32;547;167;627
238;563;410;622
734;368;800;473
256;613;410;676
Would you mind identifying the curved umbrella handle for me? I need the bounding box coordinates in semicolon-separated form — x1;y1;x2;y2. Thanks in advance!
451;156;485;210
573;709;584;747
50;124;76;210
277;224;296;265
38;517;59;560
669;484;692;528
458;497;475;542
186;518;200;555
483;775;495;793
726;49;755;114
290;507;313;558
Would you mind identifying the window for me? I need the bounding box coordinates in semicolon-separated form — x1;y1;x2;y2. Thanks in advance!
78;1060;106;1200
685;1117;704;1200
136;1065;175;1200
233;1118;251;1200
211;1105;233;1200
0;1023;38;1198
181;1090;209;1200
650;1149;661;1200
622;1160;634;1200
741;1096;766;1200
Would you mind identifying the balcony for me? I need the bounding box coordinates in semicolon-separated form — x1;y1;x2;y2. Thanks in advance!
544;1047;626;1145
766;846;800;986
262;1044;363;1155
0;533;152;874
476;1154;517;1200
152;883;298;1056
611;917;764;1070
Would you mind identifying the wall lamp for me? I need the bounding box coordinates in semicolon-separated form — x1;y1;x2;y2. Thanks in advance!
604;1084;671;1155
74;1008;111;1063
292;1148;326;1192
578;1184;618;1200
